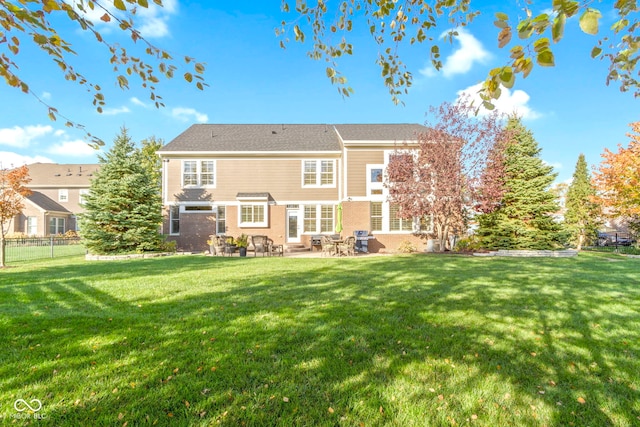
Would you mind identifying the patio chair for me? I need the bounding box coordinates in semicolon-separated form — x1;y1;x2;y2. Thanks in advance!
212;235;227;256
250;235;272;257
321;235;336;257
337;236;356;257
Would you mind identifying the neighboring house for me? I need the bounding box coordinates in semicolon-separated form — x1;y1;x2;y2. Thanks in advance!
158;124;430;252
10;163;99;236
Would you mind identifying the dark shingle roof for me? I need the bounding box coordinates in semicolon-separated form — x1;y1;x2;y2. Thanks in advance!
26;192;71;213
159;123;429;153
334;124;426;141
160;124;342;153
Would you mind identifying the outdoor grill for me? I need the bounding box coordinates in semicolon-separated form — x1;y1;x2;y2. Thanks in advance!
353;230;374;253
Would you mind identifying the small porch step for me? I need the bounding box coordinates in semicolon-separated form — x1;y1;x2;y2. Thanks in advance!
284;243;310;253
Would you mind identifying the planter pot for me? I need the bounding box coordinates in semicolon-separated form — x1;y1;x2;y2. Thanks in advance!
238;247;247;257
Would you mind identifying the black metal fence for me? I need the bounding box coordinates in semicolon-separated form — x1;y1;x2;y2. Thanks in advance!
4;237;85;263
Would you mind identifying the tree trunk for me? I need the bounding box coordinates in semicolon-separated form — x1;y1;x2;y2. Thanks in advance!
0;236;5;268
576;232;585;251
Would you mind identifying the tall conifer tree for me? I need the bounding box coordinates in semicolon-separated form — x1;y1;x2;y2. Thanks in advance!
80;128;163;254
564;154;601;249
476;117;563;249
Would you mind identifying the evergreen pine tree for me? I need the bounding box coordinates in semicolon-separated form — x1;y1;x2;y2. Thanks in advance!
564;154;601;249
476;117;563;249
80;128;163;254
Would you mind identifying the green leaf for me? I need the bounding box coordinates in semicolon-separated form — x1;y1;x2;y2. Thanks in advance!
552;13;566;43
579;8;601;35
536;50;555;67
495;12;509;21
533;38;550;53
326;67;335;78
499;67;515;88
591;46;603;58
113;0;126;11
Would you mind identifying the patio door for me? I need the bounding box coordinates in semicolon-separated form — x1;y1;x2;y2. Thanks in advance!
286;208;301;243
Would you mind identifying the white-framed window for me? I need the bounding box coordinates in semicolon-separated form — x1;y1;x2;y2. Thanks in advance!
371;202;383;232
169;205;180;235
183;205;214;212
367;164;385;198
303;204;335;233
58;189;68;202
27;217;37;235
239;203;267;227
79;189;90;205
49;217;65;235
182;160;216;188
389;204;413;231
302;160;335;187
216;206;226;234
370;202;421;233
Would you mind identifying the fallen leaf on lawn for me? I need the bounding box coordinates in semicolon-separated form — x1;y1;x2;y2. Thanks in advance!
438;394;444;401
185;401;190;408
130;382;136;388
471;414;478;420
379;406;384;414
118;413;124;420
283;397;289;403
328;407;335;414
173;368;179;374
167;413;173;418
211;366;217;371
429;388;436;392
549;380;557;386
112;387;118;394
577;397;586;404
531;352;537;357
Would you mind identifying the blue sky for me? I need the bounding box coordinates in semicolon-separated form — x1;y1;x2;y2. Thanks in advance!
0;0;637;183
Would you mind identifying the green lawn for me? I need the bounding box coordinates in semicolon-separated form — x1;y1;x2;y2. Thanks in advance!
1;253;639;426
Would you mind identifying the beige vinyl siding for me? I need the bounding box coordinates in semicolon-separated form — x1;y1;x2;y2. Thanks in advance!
346;150;385;198
164;157;340;202
29;187;90;214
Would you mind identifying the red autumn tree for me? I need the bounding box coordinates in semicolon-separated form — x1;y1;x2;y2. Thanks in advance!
0;165;32;267
593;121;640;234
386;98;507;251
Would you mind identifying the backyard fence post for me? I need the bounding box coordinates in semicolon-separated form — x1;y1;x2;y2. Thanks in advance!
50;236;54;258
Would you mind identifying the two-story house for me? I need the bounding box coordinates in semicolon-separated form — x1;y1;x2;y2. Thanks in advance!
158;124;429;253
10;163;100;236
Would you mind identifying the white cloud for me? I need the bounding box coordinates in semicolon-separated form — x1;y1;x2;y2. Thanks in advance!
0;125;53;148
0;152;53;168
102;106;131;116
130;97;148;108
171;107;208;123
456;82;542;120
41;92;52;101
421;28;491;78
48;139;101;157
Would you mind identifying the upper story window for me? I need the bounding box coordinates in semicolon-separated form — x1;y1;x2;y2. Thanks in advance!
58;189;68;202
182;160;215;188
302;160;335;187
79;189;89;205
367;165;385;198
